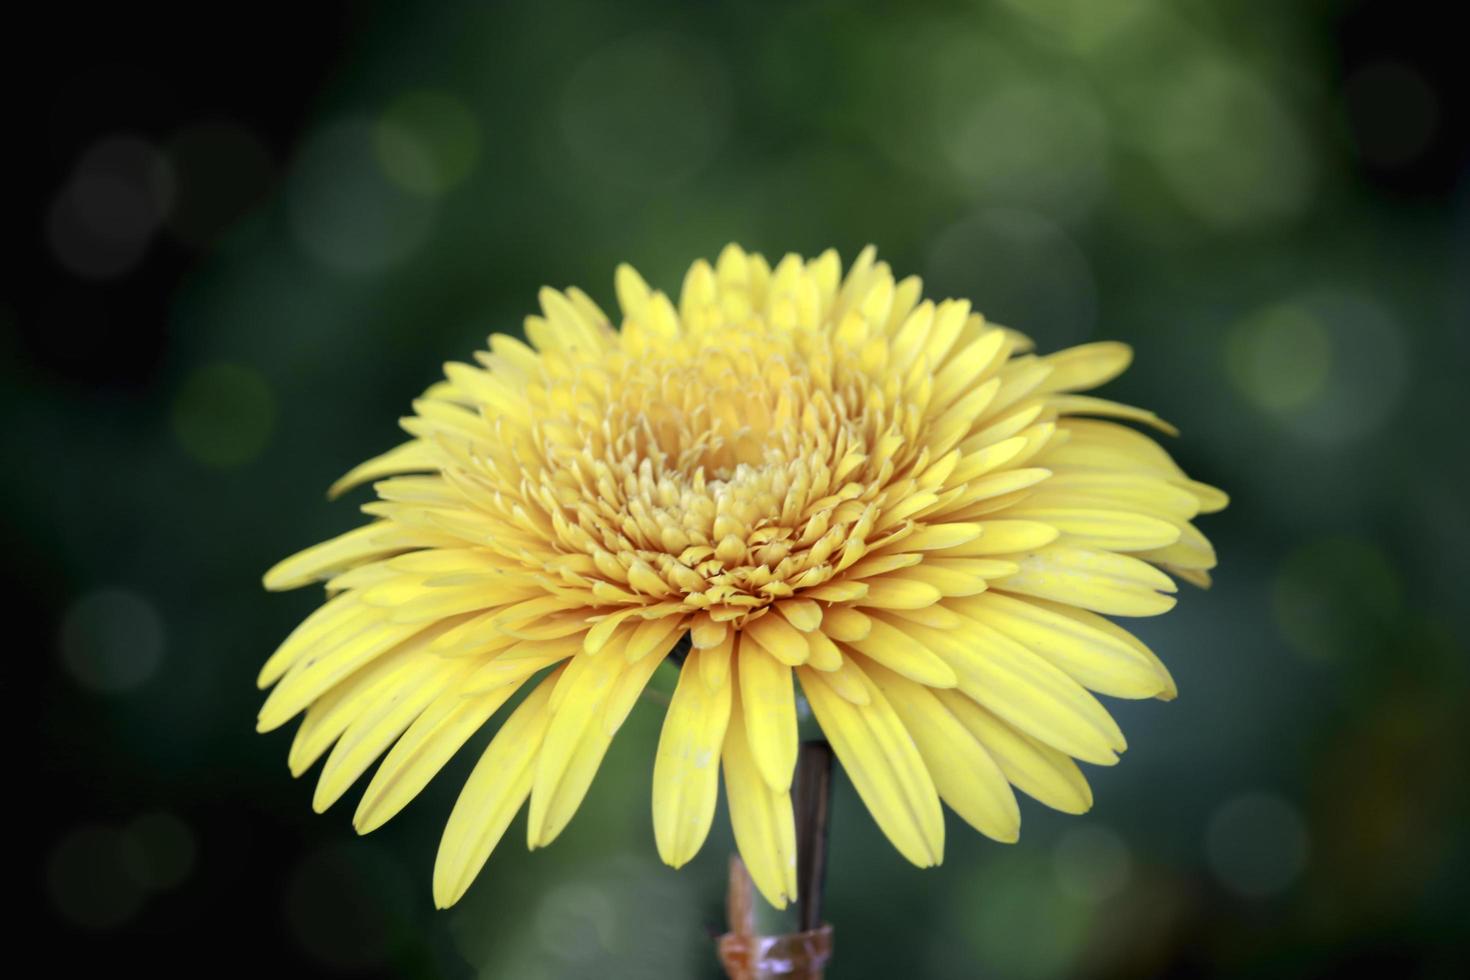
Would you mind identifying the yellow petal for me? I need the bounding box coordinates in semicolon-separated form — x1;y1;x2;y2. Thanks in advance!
722;688;797;908
898;562;991;597
943;520;1060;557
936;690;1093;814
857;576;943;610
433;670;558;908
775;598;823;632
1003;507;1181;552
843;616;957;688
1038;341;1132;394
653;647;733;868
690;613;727;649
799;665;944;867
906;618;1124;765
258;591;365;689
958;592;1166;699
820;605;872;642
804;630;844;672
1049;394;1178;435
257;616;436;733
327;441;438;500
313;657;470;812
886;522;983;552
603;645;672;736
745;611;810;666
737;639;799;790
583;608;641;654
527;653;625;847
355;680;523;834
700;631;734;690
625;617;686;663
264;522;424;591
288;642;422;776
865;662;1019;842
991;545;1178;617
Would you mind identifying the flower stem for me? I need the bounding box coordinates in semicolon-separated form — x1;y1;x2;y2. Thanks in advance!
716;740;835;978
794;739;834;933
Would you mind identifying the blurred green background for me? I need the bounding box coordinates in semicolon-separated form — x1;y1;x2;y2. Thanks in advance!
15;0;1468;976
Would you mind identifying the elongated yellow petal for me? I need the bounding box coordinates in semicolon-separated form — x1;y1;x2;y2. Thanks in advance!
821;605;872;642
1049;394;1178;435
625;617;686;663
327;441;438;500
857;576;944;610
259;592;368;689
722;688;797;908
936;690;1093;814
1003;507;1181;552
843;616;957;688
258;616;441;733
992;545;1178;617
527;652;625;847
959;592;1166;698
264;522;424;591
700;631;734;689
799;665;944;867
885;522;982;551
603;644;672;735
745;611;810;666
355;680;524;833
932;330;1006;407
1038;341;1132;394
313;657;471;811
899;618;1124;764
288;643;423;776
898;562;991;597
1025;597;1178;700
804;630;844;672
943;520;1059;557
865;662;1020;842
775;598;823;632
433;670;558;908
737;639;799;790
653;647;733;867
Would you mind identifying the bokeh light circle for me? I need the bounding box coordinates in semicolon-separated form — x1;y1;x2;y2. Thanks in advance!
59;588;165;693
1145;61;1314;230
47;825;151;929
1206;793;1310;899
997;0;1156;53
1225;289;1408;445
1226;304;1333;413
535;883;618;963
559;32;732;189
288;120;436;273
375;90;481;197
171;362;277;469
942;80;1110;222
1052;824;1133;903
47;136;175;279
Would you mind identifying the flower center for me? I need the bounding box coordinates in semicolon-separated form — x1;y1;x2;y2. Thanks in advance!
522;318;916;623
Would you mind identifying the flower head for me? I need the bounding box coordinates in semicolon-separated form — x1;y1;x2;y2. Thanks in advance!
259;245;1225;909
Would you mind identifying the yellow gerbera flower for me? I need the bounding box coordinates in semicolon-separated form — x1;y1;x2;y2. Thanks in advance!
259;245;1225;910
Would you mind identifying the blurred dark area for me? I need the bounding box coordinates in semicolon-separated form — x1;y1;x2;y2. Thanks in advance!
9;1;1468;977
